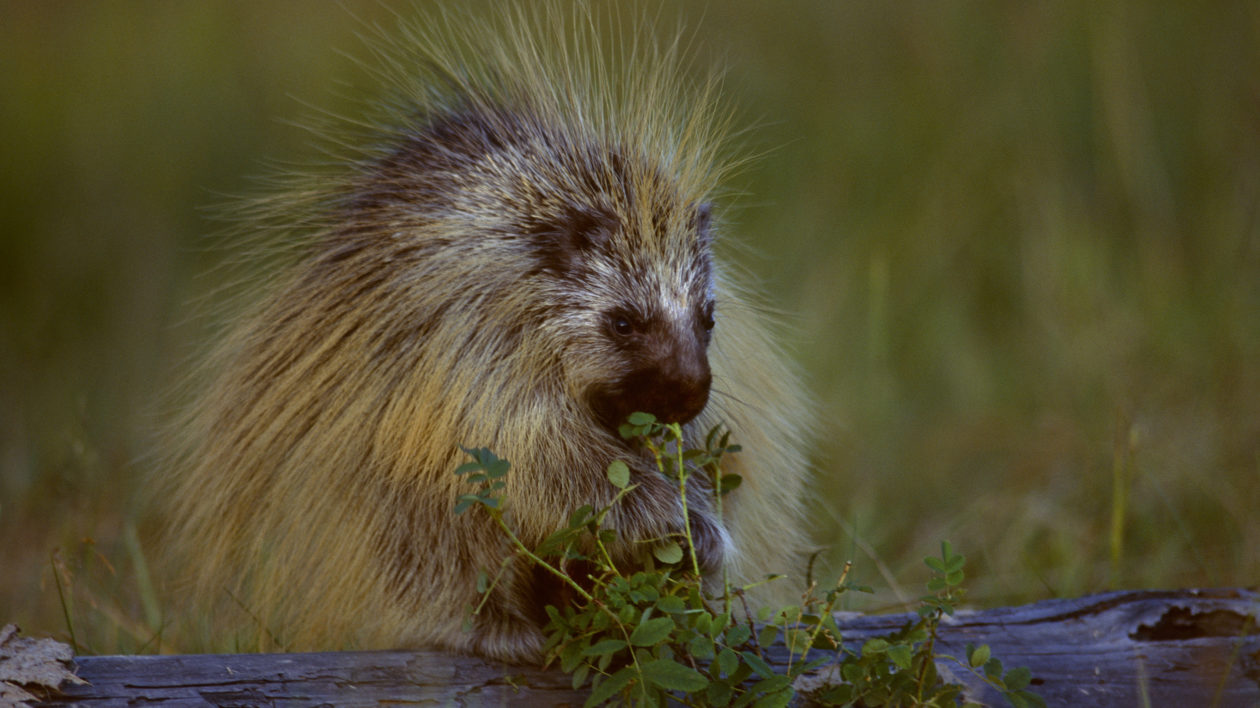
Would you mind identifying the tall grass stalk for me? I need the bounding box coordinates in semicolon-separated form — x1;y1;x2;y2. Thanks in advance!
50;549;77;654
1108;411;1135;589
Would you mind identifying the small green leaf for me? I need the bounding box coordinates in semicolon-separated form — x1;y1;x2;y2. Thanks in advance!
757;624;779;647
861;638;889;656
716;647;739;676
750;676;792;703
724;623;750;646
1004;666;1033;691
453;494;484;514
585;665;637;707
706;679;733;706
819;683;854;704
718;474;742;493
705;426;725;449
606;460;631;489
581;638;628;656
559;640;585;672
1011;689;1048;708
728;662;753;687
629;616;675;646
628;411;657;425
841;661;865;684
810;628;839;650
656;594;686;613
653;540;684;565
785;628;812;654
969;643;991;668
641;658;708;692
793;657;830;678
618;604;636;624
887;643;913;669
566;505;595;527
739;650;776;680
687;633;715;660
1004;694;1030;708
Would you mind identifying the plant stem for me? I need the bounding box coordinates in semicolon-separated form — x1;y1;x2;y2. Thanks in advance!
50;550;77;654
593;485;638;576
667;423;702;577
489;511;598;605
799;561;851;666
484;502;646;676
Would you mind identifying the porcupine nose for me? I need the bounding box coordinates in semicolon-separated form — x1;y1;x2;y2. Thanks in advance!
621;342;712;425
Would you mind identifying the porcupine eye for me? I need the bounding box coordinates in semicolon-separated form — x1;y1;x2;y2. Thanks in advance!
700;300;716;333
608;311;638;338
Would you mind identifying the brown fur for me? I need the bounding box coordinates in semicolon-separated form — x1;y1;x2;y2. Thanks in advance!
159;3;812;662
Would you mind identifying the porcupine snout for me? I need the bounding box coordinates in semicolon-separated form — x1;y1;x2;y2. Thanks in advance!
589;309;713;430
619;341;710;425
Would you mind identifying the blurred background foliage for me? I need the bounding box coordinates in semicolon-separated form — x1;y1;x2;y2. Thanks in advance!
1;1;1256;653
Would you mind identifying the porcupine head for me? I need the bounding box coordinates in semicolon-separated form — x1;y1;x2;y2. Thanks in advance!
159;3;811;663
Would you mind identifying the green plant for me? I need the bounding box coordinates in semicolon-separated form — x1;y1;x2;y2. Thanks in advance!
807;541;1044;707
455;415;1043;706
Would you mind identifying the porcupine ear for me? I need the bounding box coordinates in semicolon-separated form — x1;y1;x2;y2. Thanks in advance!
528;205;617;276
692;202;714;248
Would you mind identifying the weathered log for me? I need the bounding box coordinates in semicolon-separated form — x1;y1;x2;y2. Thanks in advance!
40;588;1260;706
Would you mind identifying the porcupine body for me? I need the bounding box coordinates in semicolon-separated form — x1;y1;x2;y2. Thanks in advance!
162;4;811;662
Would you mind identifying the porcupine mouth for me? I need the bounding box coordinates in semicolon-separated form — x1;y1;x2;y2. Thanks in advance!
587;370;712;435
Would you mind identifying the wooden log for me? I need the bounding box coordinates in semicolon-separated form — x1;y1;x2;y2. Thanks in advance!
41;588;1260;706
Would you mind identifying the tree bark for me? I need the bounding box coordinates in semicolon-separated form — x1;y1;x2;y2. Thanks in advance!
39;588;1260;706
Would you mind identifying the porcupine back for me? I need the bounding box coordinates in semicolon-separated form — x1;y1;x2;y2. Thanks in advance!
159;3;812;659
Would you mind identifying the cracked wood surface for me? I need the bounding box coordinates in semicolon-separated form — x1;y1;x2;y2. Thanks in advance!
41;588;1260;706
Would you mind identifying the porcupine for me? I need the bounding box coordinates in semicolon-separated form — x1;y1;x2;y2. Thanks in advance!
160;3;812;662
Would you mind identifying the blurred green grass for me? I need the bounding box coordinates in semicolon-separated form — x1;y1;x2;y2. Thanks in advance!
1;2;1256;653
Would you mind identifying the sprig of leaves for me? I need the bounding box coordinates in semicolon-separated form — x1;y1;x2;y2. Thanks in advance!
807;542;1045;707
454;419;1042;706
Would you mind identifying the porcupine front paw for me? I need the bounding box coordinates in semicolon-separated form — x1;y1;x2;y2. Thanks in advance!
679;505;730;577
603;467;729;580
468;618;546;664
